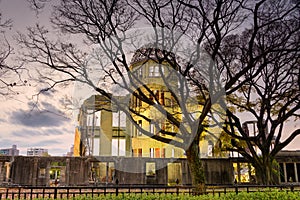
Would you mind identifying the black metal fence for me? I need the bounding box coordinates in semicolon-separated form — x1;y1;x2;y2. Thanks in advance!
0;184;299;199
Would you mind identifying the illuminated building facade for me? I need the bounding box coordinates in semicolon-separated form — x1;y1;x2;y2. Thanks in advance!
74;48;220;159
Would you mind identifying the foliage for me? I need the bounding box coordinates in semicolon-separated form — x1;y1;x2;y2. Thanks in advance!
33;191;300;200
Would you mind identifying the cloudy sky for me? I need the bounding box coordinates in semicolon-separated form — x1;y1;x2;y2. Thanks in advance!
0;0;76;155
0;0;299;156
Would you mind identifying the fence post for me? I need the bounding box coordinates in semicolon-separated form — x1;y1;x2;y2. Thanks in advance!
176;178;179;196
18;187;21;199
116;178;119;196
235;186;238;195
66;188;69;198
234;179;238;195
5;188;8;199
290;184;294;192
53;187;58;199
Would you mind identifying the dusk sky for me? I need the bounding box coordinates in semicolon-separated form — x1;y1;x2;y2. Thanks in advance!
0;0;75;155
0;0;299;156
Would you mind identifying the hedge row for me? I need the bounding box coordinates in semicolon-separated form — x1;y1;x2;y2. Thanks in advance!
34;190;300;200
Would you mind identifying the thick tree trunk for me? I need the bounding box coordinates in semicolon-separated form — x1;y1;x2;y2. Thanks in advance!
254;157;279;185
185;140;206;195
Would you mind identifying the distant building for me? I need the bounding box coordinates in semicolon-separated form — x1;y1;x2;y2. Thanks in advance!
0;145;19;156
27;148;48;156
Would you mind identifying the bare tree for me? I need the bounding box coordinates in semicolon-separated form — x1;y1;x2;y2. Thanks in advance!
0;8;16;95
221;0;300;184
18;0;299;192
0;2;27;96
27;0;51;13
225;65;300;185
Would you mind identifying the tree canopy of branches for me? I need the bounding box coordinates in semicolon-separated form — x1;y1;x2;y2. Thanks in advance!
0;3;27;96
223;3;300;184
19;0;300;191
0;8;16;95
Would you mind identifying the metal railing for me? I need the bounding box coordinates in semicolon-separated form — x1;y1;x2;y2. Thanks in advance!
0;184;299;199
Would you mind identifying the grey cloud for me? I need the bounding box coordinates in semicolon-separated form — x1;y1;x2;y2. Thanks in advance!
9;109;70;128
39;90;55;97
40;101;59;111
0;118;7;123
11;129;42;137
0;139;22;148
62;127;73;132
11;128;65;137
27;101;38;108
30;139;60;147
28;100;65;116
43;128;65;135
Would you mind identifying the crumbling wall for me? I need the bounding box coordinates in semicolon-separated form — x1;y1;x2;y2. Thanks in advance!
6;156;233;186
0;156;11;185
9;156;89;186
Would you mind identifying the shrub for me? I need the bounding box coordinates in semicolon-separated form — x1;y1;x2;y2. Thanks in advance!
34;191;300;200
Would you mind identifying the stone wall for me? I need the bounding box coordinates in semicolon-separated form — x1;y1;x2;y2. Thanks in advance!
7;156;89;186
0;156;233;186
203;158;233;185
0;156;11;184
